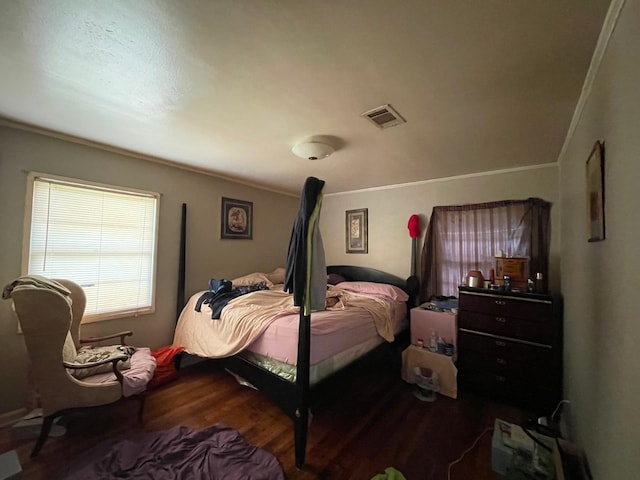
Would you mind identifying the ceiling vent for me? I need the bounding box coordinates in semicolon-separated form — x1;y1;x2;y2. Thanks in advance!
361;104;406;129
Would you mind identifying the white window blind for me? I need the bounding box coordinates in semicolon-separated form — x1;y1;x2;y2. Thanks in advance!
26;175;159;322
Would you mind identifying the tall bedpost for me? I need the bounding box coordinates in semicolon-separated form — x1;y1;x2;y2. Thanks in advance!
175;203;187;370
284;176;326;469
177;203;187;320
294;311;311;468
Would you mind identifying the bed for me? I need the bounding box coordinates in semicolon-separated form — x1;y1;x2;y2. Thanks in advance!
173;263;417;468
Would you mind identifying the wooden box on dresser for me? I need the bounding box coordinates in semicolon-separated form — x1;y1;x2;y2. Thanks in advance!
457;286;562;413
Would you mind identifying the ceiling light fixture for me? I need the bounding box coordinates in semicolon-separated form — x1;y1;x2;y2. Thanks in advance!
292;141;335;160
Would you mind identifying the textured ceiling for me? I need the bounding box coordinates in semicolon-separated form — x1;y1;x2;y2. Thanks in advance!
0;0;610;195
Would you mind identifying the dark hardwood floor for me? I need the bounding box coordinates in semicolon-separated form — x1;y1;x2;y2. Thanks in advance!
0;357;530;479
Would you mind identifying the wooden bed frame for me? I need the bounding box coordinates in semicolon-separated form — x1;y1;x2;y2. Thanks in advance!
175;204;418;468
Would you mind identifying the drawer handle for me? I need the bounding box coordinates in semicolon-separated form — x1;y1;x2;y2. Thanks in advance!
495;375;507;382
496;358;507;365
495;340;507;347
495;317;506;323
495;300;506;305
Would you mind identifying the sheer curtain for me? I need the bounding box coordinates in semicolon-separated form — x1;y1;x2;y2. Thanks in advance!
419;198;551;299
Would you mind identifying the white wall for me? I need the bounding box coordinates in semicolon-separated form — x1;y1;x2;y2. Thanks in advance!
321;165;560;291
0;126;299;413
558;1;640;477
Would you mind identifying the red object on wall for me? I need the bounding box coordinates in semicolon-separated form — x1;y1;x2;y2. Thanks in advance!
408;214;420;238
148;345;185;389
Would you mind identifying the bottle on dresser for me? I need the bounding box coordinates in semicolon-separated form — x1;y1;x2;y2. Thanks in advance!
429;329;438;352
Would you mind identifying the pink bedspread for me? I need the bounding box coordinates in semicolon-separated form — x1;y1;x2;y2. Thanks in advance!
246;301;406;365
174;289;298;358
173;286;406;363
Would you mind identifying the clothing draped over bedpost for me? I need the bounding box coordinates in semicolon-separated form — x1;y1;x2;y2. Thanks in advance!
284;176;326;469
284;176;327;315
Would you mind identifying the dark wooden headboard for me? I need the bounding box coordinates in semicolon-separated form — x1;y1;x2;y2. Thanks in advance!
327;265;418;306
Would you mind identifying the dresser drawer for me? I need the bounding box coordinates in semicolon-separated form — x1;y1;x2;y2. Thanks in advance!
458;366;559;411
457;350;551;385
458;331;552;365
458;310;553;344
459;292;552;322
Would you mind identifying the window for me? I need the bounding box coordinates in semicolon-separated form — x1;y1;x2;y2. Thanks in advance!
24;174;159;322
420;198;551;299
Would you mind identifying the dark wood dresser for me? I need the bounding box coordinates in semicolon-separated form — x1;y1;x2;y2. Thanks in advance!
457;286;562;412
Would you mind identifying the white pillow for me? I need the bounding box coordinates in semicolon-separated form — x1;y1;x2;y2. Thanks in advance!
231;272;273;288
335;281;409;302
265;267;286;285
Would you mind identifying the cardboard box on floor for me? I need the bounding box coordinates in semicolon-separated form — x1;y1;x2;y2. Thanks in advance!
0;450;21;480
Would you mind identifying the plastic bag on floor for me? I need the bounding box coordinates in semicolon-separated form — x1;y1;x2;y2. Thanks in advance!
148;346;185;389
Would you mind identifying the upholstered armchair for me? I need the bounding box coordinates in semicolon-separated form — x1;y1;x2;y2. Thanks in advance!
4;276;156;457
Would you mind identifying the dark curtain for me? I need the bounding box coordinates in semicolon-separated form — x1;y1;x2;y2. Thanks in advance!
419;198;551;300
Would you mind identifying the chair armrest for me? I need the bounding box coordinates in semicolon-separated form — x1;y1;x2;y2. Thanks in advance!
64;354;128;383
80;330;133;345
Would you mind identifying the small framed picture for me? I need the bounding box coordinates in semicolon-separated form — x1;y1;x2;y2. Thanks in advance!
221;197;253;239
345;208;368;254
586;141;605;242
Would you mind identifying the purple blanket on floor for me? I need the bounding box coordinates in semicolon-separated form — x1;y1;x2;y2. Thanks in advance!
60;423;284;479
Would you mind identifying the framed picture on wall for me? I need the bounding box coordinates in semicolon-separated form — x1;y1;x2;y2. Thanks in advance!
586;140;605;242
345;208;368;253
221;197;253;239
